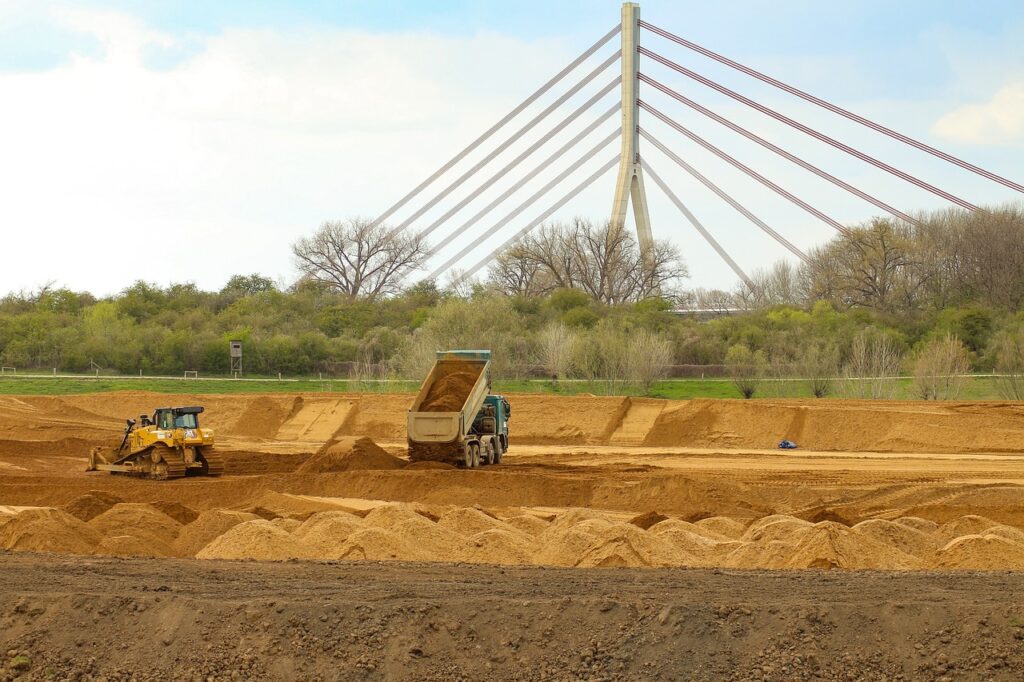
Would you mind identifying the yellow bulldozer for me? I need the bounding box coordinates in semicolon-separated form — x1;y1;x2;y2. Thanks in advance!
87;406;223;480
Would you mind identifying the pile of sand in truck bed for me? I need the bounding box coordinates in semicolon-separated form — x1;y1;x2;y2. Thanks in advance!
296;436;406;473
419;363;480;412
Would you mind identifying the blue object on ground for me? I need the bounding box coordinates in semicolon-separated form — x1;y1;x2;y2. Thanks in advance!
778;439;798;449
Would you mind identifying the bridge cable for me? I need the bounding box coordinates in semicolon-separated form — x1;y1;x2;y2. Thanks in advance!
454;156;620;284
638;47;978;211
386;51;622;239
368;24;622;229
639;74;920;226
641;101;850;237
642;160;754;288
427;129;621;281
424;105;620;259
417;81;621;241
638;128;809;262
638;20;1024;195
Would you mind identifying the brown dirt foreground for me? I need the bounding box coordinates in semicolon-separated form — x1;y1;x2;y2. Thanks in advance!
1;553;1024;682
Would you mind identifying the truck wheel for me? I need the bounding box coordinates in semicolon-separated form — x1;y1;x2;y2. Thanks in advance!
462;444;474;469
492;437;503;465
481;440;494;466
471;443;481;468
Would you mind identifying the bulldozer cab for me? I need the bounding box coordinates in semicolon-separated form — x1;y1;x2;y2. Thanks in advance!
152;406;204;430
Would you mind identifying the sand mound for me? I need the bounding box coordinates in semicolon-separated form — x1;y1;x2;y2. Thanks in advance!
419;363;481;412
295;511;365;554
935;534;1024;570
437;507;508;536
334;527;432;561
503;514;550;536
695;516;747;540
743;515;813;543
650;519;725;558
535;526;603;566
63;491;125;522
173;510;260;557
935;515;1000;544
575;523;678;568
297;436;405;473
149;501;199;525
549;508;614;530
726;540;794;569
629;511;669;530
986;525;1024;544
893;516;939;534
0;508;101;554
456;529;535;565
88;504;183;557
853;519;939;558
233;396;291;438
363;503;434;528
784;522;921;570
196;520;319;561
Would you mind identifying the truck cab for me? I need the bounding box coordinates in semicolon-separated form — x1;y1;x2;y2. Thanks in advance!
472;394;510;456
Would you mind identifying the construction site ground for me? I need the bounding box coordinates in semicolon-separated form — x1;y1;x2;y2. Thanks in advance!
2;391;1024;679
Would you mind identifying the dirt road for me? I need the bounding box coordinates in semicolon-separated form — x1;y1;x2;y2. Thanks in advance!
2;552;1023;681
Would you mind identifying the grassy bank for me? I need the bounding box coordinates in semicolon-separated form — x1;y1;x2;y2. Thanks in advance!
0;374;1007;400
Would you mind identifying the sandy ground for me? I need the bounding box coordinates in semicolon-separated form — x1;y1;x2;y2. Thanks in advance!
2;391;1024;678
2;554;1024;681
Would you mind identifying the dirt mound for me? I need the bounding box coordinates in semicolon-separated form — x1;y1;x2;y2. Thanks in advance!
935;515;1000;544
295;511;365;555
784;522;921;570
0;508;101;554
173;510;260;557
88;504;183;557
419;363;481;412
297;436;405;473
503;514;550;536
63;490;125;522
196;520;319;561
437;507;507;536
629;511;669;530
149;501;198;525
694;516;746;540
852;519;939;558
935;534;1024;570
575;523;678;568
456;529;535;565
232;396;291;438
743;516;813;543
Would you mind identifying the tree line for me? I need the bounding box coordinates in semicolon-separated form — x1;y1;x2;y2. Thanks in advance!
2;204;1023;398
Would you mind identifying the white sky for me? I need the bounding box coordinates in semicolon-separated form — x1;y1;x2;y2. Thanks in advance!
0;5;1022;296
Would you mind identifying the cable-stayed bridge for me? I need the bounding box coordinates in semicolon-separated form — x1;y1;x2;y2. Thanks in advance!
368;3;1022;289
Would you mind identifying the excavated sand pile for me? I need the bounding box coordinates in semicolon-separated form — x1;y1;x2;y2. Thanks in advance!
419;363;481;412
297;436;406;473
3;502;1024;569
63;490;125;522
0;508;101;554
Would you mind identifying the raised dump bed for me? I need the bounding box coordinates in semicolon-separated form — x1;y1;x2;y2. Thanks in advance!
407;350;509;468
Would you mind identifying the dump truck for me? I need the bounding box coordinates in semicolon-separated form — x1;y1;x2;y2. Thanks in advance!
86;406;223;480
407;350;510;467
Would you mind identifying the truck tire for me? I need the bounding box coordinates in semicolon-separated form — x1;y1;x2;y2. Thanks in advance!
462;443;474;469
482;440;494;466
492;437;503;465
470;443;481;468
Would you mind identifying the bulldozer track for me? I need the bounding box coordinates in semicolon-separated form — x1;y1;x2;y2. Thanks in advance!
201;451;225;477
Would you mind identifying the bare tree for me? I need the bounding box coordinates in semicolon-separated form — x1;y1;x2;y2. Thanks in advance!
911;334;970;400
490;218;687;303
843;331;903;399
725;344;766;399
627;329;674;393
537;322;578;382
992;330;1024;399
798;342;839;398
292;218;428;299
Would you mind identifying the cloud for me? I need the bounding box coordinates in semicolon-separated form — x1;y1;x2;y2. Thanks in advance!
932;81;1024;145
0;8;589;295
